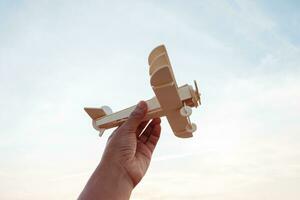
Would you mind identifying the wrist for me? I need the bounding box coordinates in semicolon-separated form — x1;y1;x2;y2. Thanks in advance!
79;159;134;200
100;159;134;191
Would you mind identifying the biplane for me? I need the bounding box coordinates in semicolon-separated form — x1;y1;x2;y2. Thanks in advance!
84;45;201;138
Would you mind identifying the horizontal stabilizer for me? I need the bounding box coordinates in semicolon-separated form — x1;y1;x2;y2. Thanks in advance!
84;106;112;120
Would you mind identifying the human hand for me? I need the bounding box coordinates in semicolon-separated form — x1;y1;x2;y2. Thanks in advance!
102;100;161;186
79;101;161;200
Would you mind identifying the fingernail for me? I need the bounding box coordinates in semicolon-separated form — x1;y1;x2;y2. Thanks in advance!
137;101;144;108
137;101;147;110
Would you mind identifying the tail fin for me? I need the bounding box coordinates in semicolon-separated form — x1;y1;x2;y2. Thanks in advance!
84;106;113;136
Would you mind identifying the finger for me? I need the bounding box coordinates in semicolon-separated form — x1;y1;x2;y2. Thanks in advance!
136;120;150;137
122;101;147;132
107;125;122;141
107;132;115;142
136;122;161;159
144;123;161;153
139;118;161;143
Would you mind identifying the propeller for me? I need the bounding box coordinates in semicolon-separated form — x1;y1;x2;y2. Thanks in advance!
194;80;201;105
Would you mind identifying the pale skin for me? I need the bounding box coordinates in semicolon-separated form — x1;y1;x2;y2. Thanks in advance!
79;101;161;200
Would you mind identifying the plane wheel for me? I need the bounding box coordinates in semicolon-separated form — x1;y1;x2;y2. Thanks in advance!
187;123;197;133
180;106;192;117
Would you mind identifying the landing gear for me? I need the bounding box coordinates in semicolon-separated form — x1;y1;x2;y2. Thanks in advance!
180;103;197;134
180;105;192;117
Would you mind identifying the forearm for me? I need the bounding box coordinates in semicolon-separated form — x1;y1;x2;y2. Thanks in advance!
79;161;134;200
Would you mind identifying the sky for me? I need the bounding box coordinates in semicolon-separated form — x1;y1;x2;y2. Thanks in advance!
0;0;300;199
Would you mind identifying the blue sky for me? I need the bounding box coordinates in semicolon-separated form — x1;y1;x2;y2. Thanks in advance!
0;0;300;199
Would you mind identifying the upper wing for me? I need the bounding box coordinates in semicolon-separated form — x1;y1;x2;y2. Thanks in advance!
148;45;178;88
149;45;194;138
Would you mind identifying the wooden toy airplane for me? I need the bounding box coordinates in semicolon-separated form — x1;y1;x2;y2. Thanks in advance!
84;45;201;138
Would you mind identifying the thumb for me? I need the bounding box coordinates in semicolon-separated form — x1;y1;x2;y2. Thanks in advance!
123;101;147;131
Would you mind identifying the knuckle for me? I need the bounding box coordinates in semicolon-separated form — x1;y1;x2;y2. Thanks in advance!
122;124;135;132
119;124;134;133
130;109;143;119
